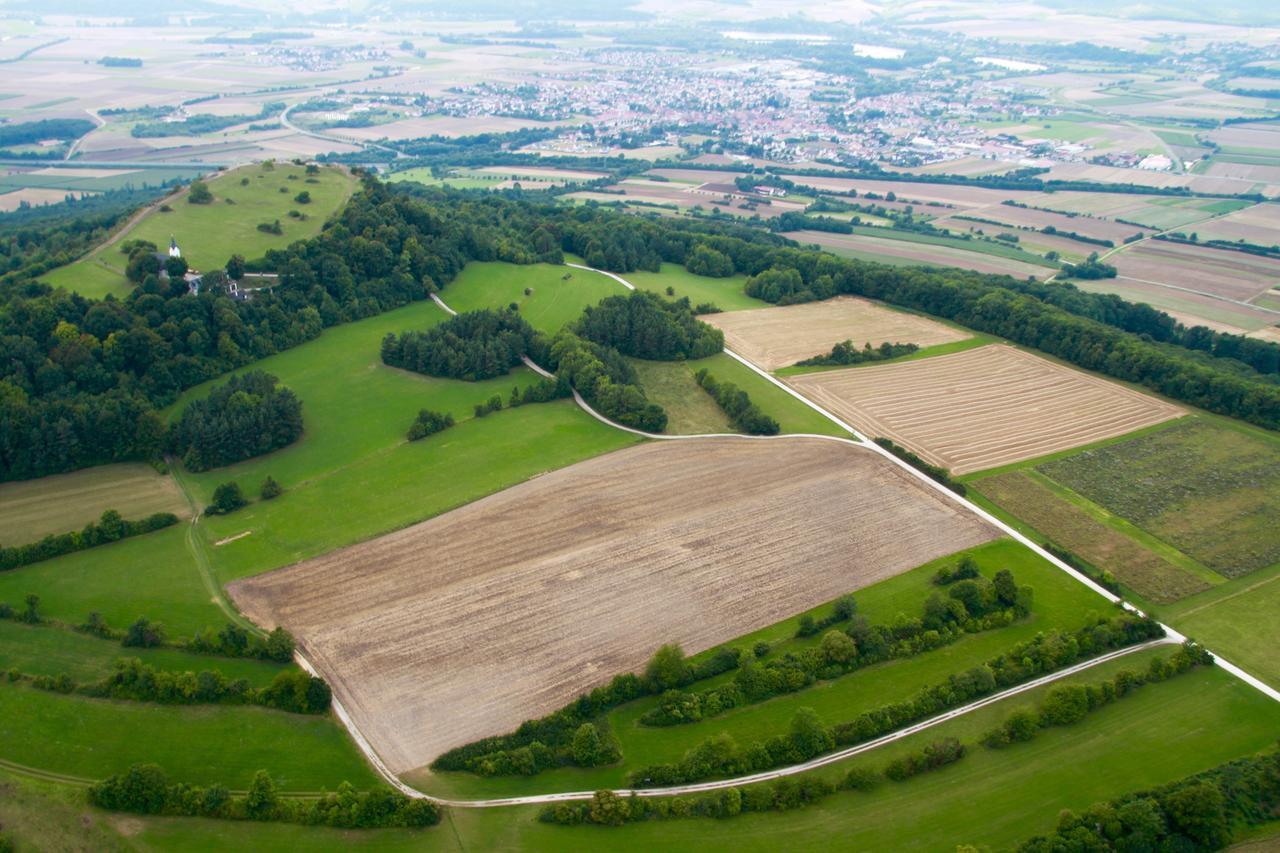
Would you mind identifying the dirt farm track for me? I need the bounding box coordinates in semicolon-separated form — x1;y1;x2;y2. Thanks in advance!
229;438;999;775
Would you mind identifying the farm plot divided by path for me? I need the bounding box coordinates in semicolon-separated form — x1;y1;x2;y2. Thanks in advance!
1109;240;1280;305
703;295;970;371
789;230;1053;279
788;345;1185;475
228;438;999;775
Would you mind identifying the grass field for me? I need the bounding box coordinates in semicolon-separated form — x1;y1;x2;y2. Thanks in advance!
0;462;185;545
414;538;1110;798
127;163;357;271
439;260;627;333
0;619;288;685
0;682;378;790
468;652;1279;852
38;163;357;299
972;470;1213;603
627;357;734;434
1165;564;1280;689
6;648;1278;850
1038;418;1280;577
159;296;636;582
0;525;220;639
624;263;766;312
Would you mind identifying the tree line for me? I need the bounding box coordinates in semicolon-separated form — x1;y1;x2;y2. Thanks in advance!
693;368;779;435
640;569;1030;728
574;291;724;361
0;509;177;570
794;340;919;368
628;613;1163;787
19;657;331;715
90;764;440;829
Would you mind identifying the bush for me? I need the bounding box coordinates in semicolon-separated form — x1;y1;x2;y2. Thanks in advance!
407;410;455;441
122;618;165;648
796;340;918;368
259;476;283;500
883;738;966;781
207;482;247;516
187;180;213;204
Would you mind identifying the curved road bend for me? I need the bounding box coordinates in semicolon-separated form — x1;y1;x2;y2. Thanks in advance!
297;269;1278;806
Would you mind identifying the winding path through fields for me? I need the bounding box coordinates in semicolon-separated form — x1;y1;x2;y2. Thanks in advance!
284;263;1278;808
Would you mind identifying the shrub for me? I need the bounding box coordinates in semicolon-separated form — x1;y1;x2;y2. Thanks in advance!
207;482;248;516
187;180;213;204
407;410;455;441
260;476;283;500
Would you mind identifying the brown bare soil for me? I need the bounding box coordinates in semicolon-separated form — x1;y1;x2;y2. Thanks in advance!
1111;241;1280;303
788;345;1184;475
1195;202;1280;245
228;438;998;774
704;295;970;371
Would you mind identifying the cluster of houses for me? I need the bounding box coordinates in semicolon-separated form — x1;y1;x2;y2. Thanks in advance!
155;237;275;300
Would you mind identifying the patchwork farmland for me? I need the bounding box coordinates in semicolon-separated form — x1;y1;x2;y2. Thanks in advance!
788;344;1185;474
704;295;970;371
786;229;1054;279
228;438;998;773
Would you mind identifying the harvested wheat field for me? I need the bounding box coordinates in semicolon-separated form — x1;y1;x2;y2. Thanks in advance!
705;296;970;371
228;438;998;774
788;345;1184;474
0;463;187;545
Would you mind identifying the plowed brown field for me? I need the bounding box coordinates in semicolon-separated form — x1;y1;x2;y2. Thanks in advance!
705;296;970;371
228;438;998;773
788;345;1184;474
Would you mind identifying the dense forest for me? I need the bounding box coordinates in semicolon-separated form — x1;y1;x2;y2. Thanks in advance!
575;291;724;361
166;371;303;472
381;308;537;380
4;177;1279;485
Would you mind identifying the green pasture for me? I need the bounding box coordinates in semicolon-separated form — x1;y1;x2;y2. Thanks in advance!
39;254;130;300
623;263;767;312
627;357;734;435
0;619;288;685
439;260;627;333
1165;563;1280;689
0;682;378;790
842;225;1060;268
163;298;637;582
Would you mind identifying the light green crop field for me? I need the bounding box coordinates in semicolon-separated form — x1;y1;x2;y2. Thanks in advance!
414;539;1111;798
0;619;288;685
440;260;627;333
163;298;637;582
627;357;734;435
0;461;186;545
38;163;358;300
0;525;219;639
624;263;768;312
0;682;378;790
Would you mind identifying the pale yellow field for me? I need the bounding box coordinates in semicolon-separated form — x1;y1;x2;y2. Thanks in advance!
788;345;1185;474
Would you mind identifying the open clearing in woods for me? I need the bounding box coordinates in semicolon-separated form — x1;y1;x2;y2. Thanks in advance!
228;438;998;775
704;296;971;371
788;345;1185;475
